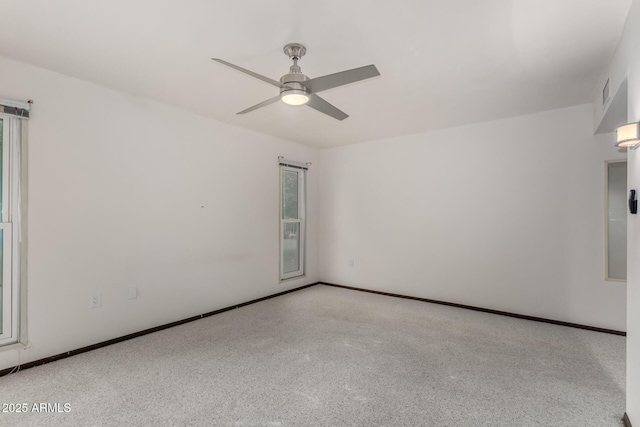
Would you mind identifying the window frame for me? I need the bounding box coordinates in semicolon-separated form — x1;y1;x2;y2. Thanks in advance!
0;113;26;347
280;165;306;281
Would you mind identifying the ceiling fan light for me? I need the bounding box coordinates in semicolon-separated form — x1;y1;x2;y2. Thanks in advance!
616;122;640;148
281;90;309;106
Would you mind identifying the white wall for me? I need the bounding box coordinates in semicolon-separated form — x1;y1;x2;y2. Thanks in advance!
0;56;319;370
628;14;640;426
626;2;640;422
319;104;625;331
597;0;640;422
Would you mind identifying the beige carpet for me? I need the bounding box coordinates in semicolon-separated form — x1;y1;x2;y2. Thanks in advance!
0;285;626;426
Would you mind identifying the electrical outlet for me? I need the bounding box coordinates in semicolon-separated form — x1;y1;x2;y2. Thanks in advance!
127;286;137;300
349;259;355;268
90;293;102;308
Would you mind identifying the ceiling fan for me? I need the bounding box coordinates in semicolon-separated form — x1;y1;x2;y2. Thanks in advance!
212;43;380;121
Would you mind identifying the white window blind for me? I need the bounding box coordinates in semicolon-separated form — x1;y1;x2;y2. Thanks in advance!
0;99;31;119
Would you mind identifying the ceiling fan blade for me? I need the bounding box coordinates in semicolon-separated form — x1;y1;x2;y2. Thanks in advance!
212;58;286;88
237;95;281;115
306;94;349;121
302;65;380;94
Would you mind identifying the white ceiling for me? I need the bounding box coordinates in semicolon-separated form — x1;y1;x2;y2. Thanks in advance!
0;0;632;148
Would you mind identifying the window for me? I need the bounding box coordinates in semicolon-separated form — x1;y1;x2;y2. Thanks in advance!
280;161;306;280
606;160;627;281
0;111;26;346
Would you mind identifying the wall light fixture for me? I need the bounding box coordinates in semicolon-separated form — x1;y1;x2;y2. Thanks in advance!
616;122;640;148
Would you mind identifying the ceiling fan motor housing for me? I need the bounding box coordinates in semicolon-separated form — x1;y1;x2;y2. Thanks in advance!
280;72;309;98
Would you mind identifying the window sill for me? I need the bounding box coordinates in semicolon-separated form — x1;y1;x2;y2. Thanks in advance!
280;274;306;283
0;341;28;353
